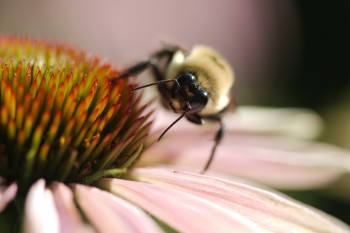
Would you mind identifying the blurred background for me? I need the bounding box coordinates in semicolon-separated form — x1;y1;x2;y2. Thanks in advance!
0;0;350;224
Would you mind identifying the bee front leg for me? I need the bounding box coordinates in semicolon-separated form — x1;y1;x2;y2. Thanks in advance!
201;115;225;174
185;113;224;173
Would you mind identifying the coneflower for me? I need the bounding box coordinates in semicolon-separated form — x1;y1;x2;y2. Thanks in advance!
0;36;151;231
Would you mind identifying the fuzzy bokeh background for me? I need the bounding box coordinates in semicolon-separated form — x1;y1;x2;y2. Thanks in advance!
1;0;350;224
0;0;300;106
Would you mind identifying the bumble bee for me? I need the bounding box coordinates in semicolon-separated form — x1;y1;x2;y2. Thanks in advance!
110;45;235;173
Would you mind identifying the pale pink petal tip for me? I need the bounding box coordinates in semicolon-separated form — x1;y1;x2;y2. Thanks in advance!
226;106;324;140
140;130;350;189
51;183;92;233
100;177;267;233
0;181;18;212
75;184;164;233
23;179;59;233
127;168;350;233
194;140;349;189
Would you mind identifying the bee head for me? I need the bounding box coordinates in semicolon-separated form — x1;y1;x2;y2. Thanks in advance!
169;73;209;114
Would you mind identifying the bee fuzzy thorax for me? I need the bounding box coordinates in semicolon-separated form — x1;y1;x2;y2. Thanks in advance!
166;45;234;115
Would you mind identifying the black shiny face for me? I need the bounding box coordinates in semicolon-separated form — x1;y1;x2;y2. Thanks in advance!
169;73;209;113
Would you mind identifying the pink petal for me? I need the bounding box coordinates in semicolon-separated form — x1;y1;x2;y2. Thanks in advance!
23;179;60;233
222;106;323;140
51;183;91;233
139;131;350;189
129;167;350;233
151;106;323;140
0;181;17;212
98;178;266;233
207;139;350;189
75;184;164;233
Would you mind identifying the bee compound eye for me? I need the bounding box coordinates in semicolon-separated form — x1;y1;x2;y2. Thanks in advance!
170;73;194;98
177;73;196;85
171;73;209;113
189;90;208;112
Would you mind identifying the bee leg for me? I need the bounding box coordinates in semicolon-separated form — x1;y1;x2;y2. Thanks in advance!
113;61;152;80
110;48;178;82
185;113;223;173
151;47;179;64
201;115;225;174
148;48;180;99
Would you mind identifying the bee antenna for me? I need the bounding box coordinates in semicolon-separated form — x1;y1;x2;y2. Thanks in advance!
158;110;188;142
132;79;179;91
